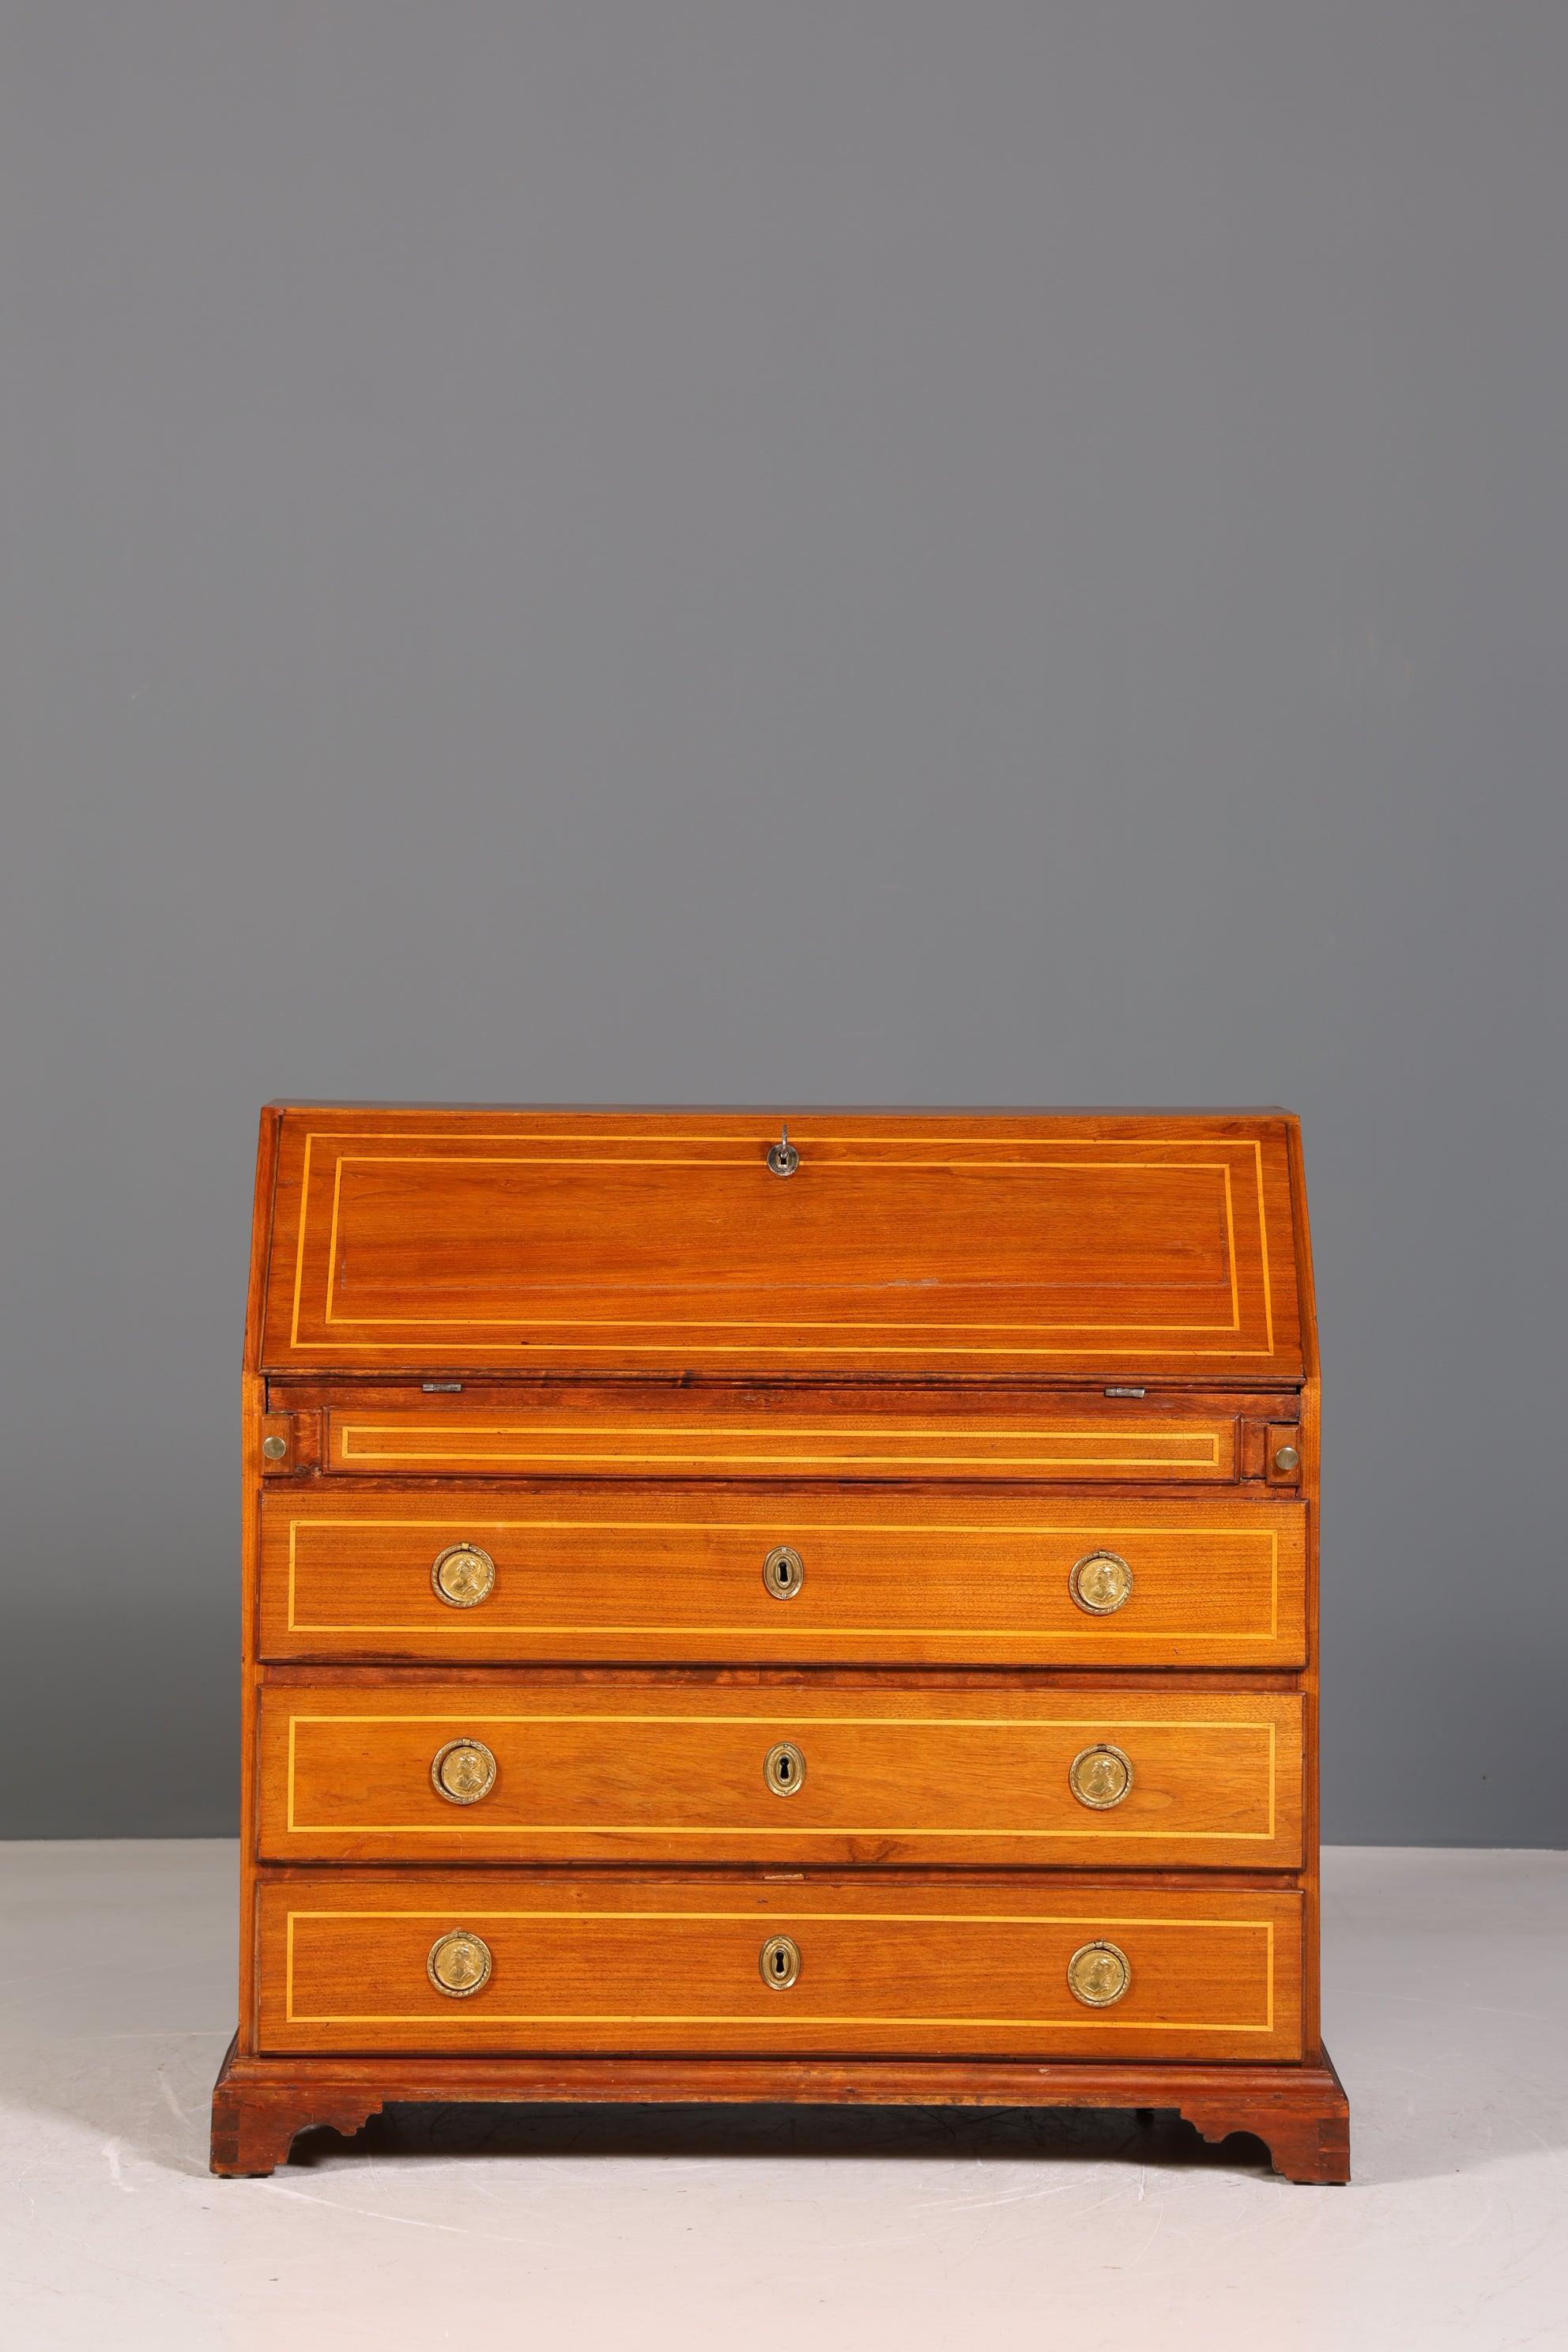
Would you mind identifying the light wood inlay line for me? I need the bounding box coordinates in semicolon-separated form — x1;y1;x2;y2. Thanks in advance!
332;1427;1226;1470
281;1910;1276;2028
322;1152;1250;1345
288;1134;1276;1351
281;1713;1280;1841
287;1129;315;1348
283;1519;1280;1639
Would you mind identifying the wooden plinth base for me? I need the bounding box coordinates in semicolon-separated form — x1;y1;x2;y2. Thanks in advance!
211;2040;1349;2184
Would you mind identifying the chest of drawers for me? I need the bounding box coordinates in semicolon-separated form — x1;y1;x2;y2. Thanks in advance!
211;1106;1349;2181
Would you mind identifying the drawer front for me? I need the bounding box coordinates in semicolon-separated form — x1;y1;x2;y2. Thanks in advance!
258;1683;1303;1868
259;1487;1306;1666
257;1874;1303;2060
322;1397;1239;1483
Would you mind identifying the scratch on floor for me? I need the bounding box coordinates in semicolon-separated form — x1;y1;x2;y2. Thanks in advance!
260;2181;559;2246
1126;2188;1167;2267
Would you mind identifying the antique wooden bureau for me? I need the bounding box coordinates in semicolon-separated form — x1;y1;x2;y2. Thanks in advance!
211;1104;1349;2182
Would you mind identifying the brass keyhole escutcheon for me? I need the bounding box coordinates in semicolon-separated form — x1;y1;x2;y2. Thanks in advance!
766;1123;800;1177
1066;1939;1131;2007
431;1542;496;1608
1069;1550;1133;1615
763;1545;804;1600
760;1934;801;1988
764;1742;806;1797
427;1928;493;1998
431;1736;499;1805
1069;1743;1134;1810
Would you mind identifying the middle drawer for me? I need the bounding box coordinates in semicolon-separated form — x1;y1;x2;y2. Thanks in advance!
258;1679;1302;1868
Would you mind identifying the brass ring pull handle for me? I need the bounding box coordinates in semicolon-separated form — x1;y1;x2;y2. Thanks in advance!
1066;1939;1131;2007
431;1542;496;1608
760;1934;801;1988
766;1123;800;1177
763;1742;806;1796
1069;1550;1133;1615
763;1545;804;1600
1069;1743;1134;1810
427;1928;493;1998
430;1736;498;1805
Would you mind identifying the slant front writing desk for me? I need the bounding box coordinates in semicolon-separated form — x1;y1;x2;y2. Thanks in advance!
212;1106;1348;2183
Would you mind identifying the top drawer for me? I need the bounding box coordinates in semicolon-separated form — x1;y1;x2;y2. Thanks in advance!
258;1486;1306;1666
257;1109;1304;1383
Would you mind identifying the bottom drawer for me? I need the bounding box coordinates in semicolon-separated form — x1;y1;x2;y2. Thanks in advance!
257;1874;1302;2062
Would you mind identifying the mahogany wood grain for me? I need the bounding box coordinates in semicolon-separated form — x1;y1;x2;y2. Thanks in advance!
211;2038;1349;2183
255;1871;1303;2063
258;1679;1302;1868
258;1483;1307;1668
258;1109;1302;1382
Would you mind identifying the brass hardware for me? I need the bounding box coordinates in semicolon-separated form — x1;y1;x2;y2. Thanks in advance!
431;1542;496;1608
763;1742;806;1797
763;1544;804;1600
766;1123;800;1178
1069;1550;1133;1615
1066;1939;1131;2007
430;1736;498;1805
1069;1743;1134;1810
426;1928;492;1998
1104;1386;1146;1398
1274;1444;1301;1473
262;1434;288;1461
760;1934;801;1988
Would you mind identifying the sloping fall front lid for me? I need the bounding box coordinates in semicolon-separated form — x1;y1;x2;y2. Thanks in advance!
255;1107;1307;1383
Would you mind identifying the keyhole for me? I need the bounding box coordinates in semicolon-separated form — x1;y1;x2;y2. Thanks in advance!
763;1546;803;1600
759;1933;801;1988
765;1742;805;1796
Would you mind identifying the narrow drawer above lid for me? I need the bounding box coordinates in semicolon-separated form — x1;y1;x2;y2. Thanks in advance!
257;1109;1305;1381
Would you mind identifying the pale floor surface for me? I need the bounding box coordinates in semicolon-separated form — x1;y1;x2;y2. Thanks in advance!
0;1843;1564;2351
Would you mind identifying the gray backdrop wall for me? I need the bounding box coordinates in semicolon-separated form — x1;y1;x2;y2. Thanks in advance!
2;3;1564;1845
